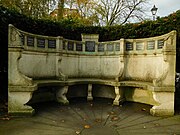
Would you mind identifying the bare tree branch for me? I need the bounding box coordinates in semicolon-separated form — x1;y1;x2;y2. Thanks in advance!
94;0;149;26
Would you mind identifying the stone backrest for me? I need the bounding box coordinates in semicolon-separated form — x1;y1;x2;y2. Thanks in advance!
8;24;176;87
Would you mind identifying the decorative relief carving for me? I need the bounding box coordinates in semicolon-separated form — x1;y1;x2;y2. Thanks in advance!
163;33;175;51
55;86;69;104
57;58;68;81
17;52;33;85
8;51;33;86
153;62;169;86
116;57;124;81
9;25;22;46
153;32;176;86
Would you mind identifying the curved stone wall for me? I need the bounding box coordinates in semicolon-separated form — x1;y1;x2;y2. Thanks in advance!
123;32;176;86
8;24;176;85
8;24;176;116
9;25;124;81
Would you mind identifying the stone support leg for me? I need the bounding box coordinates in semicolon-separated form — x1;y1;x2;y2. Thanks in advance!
150;91;174;116
113;86;124;106
8;91;35;116
56;86;69;105
87;84;93;101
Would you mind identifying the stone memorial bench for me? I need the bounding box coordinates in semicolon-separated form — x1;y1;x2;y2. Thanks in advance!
8;24;176;116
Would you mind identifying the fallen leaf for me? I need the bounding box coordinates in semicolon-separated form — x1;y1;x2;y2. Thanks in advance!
111;116;119;121
61;120;65;123
75;131;81;134
109;111;115;115
141;108;146;111
95;118;101;123
1;117;10;121
154;123;160;126
84;125;90;129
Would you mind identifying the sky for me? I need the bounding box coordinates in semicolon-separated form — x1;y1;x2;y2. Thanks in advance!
148;0;180;17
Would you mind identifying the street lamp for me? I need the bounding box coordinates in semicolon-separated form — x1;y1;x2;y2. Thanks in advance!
151;5;158;20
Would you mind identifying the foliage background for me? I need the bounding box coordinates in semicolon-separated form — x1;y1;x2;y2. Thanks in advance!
0;6;179;100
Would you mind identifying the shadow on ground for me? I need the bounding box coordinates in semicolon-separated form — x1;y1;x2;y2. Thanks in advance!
0;97;180;135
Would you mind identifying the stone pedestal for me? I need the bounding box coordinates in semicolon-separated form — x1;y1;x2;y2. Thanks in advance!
150;91;174;116
113;86;124;105
8;86;36;116
87;84;93;101
56;86;69;105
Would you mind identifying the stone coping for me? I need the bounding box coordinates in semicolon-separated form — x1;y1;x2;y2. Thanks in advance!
8;24;176;56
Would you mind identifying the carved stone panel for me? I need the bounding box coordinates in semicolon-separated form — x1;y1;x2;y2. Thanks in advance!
98;43;104;52
76;43;82;51
20;34;24;46
136;42;144;51
147;41;155;50
37;38;45;48
107;44;114;51
115;43;120;51
67;41;74;51
85;41;95;52
27;36;34;46
126;42;133;51
48;39;56;48
63;41;66;50
158;40;164;49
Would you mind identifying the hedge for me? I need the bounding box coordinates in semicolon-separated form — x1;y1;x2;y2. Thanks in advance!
0;6;179;100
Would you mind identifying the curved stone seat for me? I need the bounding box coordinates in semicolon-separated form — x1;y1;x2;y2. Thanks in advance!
119;81;175;92
8;24;176;116
33;79;121;106
34;79;120;87
119;81;175;116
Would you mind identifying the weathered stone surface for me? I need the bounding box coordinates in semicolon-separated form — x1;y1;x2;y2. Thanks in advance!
8;24;176;116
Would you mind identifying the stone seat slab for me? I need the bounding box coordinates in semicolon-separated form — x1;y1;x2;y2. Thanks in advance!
34;78;120;87
119;81;175;92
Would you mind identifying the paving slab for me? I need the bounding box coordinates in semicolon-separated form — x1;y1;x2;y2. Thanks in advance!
0;98;180;135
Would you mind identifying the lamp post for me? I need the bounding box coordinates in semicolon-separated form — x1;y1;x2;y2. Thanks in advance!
151;5;158;20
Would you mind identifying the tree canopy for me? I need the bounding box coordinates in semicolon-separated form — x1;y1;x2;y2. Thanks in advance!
0;0;149;26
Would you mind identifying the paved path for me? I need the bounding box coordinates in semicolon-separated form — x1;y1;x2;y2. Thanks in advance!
0;98;180;135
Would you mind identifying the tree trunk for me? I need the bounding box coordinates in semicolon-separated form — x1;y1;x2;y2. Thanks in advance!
58;0;64;20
